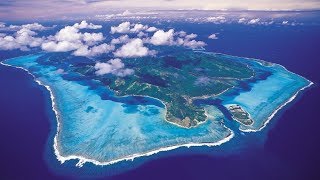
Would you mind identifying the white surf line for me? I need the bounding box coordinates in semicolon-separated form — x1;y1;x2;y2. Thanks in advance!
1;60;235;168
240;80;314;133
57;130;235;168
198;52;315;133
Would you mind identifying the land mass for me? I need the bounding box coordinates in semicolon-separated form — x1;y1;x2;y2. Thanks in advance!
228;104;254;126
75;51;255;127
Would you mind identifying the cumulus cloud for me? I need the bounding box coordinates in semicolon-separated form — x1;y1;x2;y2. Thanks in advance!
111;35;130;44
94;58;134;77
238;18;273;25
181;39;206;49
82;32;104;46
137;31;147;38
131;23;148;33
110;22;131;34
41;41;80;52
0;26;45;51
0;23;54;32
110;22;149;34
41;21;106;56
0;22;5;28
150;29;175;45
73;43;115;57
21;23;52;31
247;18;261;25
149;29;205;49
238;18;247;24
177;31;187;37
0;20;207;55
0;36;22;50
146;26;157;32
0;22;54;51
185;33;197;39
114;38;156;58
54;26;81;42
73;20;102;29
208;33;218;39
206;16;227;24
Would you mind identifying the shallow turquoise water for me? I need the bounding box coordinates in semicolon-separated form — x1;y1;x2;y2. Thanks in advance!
220;58;311;131
4;54;231;164
3;53;310;165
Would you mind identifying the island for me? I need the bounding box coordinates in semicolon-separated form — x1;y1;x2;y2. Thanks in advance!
75;51;254;127
1;49;312;166
228;104;254;126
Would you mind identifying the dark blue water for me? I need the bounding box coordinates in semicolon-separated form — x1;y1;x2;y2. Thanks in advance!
1;21;320;179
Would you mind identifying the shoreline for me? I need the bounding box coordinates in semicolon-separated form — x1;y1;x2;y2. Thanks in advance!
0;51;314;167
240;80;314;132
0;60;235;167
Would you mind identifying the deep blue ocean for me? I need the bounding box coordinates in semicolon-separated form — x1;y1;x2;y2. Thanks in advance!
1;19;320;179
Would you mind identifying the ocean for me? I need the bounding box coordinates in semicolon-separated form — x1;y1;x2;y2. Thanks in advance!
0;18;319;179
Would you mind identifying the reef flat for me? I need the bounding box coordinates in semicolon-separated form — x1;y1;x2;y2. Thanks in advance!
1;50;312;166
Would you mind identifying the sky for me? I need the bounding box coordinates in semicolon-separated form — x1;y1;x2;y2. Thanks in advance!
0;0;320;20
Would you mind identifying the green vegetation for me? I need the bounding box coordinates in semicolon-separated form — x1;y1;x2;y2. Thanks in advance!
79;51;255;127
228;104;254;126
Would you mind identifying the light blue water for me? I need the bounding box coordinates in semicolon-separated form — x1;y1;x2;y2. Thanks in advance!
4;54;231;163
3;53;310;165
220;59;310;131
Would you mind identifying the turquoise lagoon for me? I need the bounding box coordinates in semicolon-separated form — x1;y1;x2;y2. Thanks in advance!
2;53;312;166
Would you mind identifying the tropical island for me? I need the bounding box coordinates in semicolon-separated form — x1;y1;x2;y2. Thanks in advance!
1;49;312;166
228;104;254;126
74;51;254;127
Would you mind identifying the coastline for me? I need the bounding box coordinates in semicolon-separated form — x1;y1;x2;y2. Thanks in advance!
0;51;314;167
209;52;315;132
240;80;314;132
0;60;235;167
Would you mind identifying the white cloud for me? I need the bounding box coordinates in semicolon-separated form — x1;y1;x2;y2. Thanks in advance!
0;26;45;51
0;22;5;28
177;31;187;37
146;26;157;32
110;22;131;34
54;26;81;42
111;35;130;44
206;16;227;24
121;10;132;16
185;33;197;39
150;29;175;45
238;18;247;24
182;39;206;49
73;20;102;29
0;23;54;32
208;33;218;39
114;38;156;58
137;31;147;38
73;43;115;57
82;32;104;45
41;21;106;56
0;36;21;50
247;18;261;24
111;22;150;34
130;23;148;33
41;41;80;52
94;58;134;77
21;23;50;31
